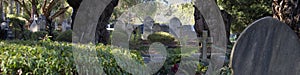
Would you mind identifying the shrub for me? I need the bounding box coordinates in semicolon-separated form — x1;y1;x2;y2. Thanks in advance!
55;30;72;42
0;40;143;75
22;30;48;40
147;32;175;45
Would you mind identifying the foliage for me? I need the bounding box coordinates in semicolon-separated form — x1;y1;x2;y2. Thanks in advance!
8;16;26;26
0;40;143;75
22;30;48;40
147;32;175;45
217;0;272;33
32;31;48;40
55;30;72;42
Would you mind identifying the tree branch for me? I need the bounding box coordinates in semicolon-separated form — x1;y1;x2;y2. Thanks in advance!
50;6;69;20
42;0;47;13
44;0;59;18
14;0;31;22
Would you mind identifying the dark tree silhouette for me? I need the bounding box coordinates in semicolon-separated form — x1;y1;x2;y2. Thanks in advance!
67;0;119;44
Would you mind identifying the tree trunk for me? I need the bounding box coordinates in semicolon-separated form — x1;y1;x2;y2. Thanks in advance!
67;0;119;45
273;0;300;38
95;0;119;45
193;6;232;45
30;0;37;22
15;1;20;15
194;5;209;38
0;0;3;22
9;0;14;14
0;0;4;40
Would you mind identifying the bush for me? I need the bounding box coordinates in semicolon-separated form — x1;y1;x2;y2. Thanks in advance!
22;30;48;40
147;32;175;45
0;40;143;75
55;30;72;42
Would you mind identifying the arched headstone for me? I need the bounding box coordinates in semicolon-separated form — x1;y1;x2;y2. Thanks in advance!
142;16;154;40
169;17;182;38
230;17;300;75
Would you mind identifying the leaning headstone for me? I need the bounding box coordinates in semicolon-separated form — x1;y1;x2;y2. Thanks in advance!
169;17;182;38
230;17;300;75
142;16;154;40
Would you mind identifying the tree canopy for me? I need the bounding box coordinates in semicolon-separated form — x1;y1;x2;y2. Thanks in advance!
217;0;272;33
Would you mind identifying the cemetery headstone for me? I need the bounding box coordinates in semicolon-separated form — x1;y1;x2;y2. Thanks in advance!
62;20;71;32
169;17;182;38
30;14;39;32
29;21;39;32
230;17;300;75
142;16;154;40
180;25;198;45
1;22;7;30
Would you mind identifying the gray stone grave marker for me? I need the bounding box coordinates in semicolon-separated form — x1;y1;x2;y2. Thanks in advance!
62;20;71;32
230;17;300;75
29;21;39;32
180;25;198;45
142;16;154;40
169;17;182;38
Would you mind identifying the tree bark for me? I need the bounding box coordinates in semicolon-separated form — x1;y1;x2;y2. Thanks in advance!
30;0;38;22
9;0;14;14
15;1;20;15
273;0;300;38
0;0;3;22
67;0;119;45
193;6;232;45
95;0;119;45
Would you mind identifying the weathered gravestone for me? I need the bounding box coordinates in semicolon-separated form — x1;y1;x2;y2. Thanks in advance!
29;15;39;32
230;17;300;75
142;16;154;40
62;20;71;32
29;21;39;32
180;25;198;45
169;17;182;38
